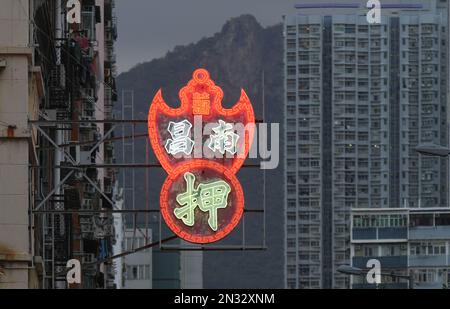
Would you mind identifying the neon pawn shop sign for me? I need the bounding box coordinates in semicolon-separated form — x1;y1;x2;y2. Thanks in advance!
148;69;255;244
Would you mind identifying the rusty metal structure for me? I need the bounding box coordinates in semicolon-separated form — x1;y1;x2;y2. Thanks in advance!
1;0;267;289
25;0;120;289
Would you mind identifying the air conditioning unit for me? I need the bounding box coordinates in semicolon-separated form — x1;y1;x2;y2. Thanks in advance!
80;151;93;165
44;109;57;121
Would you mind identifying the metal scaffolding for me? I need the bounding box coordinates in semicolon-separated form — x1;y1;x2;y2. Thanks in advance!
30;121;267;242
30;84;268;287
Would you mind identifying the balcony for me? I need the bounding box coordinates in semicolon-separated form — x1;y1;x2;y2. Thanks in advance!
352;283;408;289
414;282;447;289
352;256;408;269
409;226;450;240
352;228;375;239
379;227;408;239
352;227;408;241
409;255;449;267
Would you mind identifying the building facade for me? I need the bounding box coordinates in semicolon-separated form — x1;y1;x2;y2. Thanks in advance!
352;208;450;288
122;228;152;289
0;0;119;289
0;0;43;289
284;0;450;289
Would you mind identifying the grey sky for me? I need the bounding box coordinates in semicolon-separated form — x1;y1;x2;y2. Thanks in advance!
115;0;412;73
115;0;301;73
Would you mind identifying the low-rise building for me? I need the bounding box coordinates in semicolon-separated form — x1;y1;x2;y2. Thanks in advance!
351;208;450;289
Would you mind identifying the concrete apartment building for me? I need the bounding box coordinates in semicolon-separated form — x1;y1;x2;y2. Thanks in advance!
351;208;450;288
122;228;152;289
284;0;450;289
0;0;119;288
0;0;42;289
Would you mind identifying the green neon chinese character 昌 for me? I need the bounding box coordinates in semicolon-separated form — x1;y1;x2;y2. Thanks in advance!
175;172;231;231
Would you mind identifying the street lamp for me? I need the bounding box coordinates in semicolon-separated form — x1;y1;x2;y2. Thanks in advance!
337;265;415;289
415;143;450;157
337;265;365;276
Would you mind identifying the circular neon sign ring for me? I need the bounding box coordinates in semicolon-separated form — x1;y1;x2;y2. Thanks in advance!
160;160;244;244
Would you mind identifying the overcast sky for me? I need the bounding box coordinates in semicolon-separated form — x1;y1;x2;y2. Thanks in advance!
115;0;415;73
115;0;302;73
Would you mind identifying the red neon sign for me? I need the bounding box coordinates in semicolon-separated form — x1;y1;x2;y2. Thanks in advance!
148;69;255;244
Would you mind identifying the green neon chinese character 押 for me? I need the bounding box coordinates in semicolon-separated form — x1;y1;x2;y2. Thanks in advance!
174;172;231;231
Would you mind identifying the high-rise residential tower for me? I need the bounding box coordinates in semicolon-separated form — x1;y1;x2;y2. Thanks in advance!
284;0;449;289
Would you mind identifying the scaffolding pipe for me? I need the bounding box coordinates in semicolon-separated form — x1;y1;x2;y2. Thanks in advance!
54;0;63;207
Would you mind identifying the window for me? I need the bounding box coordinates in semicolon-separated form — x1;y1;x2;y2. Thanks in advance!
287;199;297;208
299;66;309;74
126;265;151;280
287;279;296;289
287;79;296;90
287;107;296;117
435;214;450;226
354;245;377;257
287;132;296;143
358;41;368;48
287;238;296;248
287;66;296;75
353;214;407;228
345;40;355;48
299;25;310;34
358;25;368;33
345;25;355;34
381;244;407;256
145;265;151;279
334;24;344;32
410;242;446;256
298;107;309;116
299;53;309;61
126;237;133;251
126;265;138;280
287;39;296;49
287;52;296;62
414;269;437;283
410;214;433;227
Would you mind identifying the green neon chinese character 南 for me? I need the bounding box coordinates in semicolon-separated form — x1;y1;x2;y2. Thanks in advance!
175;172;231;231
